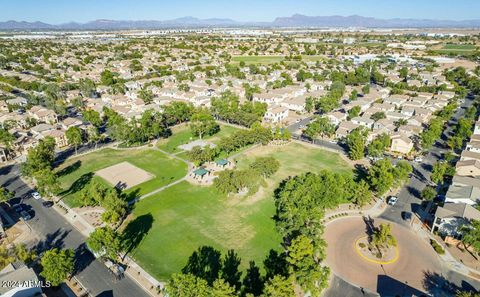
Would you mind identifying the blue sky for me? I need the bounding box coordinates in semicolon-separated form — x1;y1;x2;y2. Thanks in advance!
2;0;480;23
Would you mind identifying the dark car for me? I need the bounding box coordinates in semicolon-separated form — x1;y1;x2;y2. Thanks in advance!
12;204;23;213
402;211;412;221
42;201;54;208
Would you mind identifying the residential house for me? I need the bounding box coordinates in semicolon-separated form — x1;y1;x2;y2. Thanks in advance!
326;111;347;126
351;116;374;129
0;261;43;297
335;121;359;139
264;106;289;123
456;159;480;177
28;106;58;124
431;202;480;237
390;133;413;155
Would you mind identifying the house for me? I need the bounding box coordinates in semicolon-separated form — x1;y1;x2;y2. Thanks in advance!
61;117;83;130
27;106;58;124
445;184;480;205
456;160;480;177
335;121;360;139
264;106;289;123
466;140;480;153
326;111;347;126
390;133;413;155
280;96;306;113
351;116;374;129
431;202;480;237
460;150;480;162
0;261;43;297
42;129;68;148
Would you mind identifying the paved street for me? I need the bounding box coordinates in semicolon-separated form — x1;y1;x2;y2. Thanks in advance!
0;164;150;297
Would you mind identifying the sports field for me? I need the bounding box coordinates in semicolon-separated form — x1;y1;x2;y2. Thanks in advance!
433;43;477;55
125;141;352;280
56;148;188;207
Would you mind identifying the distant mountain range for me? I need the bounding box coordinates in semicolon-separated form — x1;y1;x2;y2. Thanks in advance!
1;14;480;30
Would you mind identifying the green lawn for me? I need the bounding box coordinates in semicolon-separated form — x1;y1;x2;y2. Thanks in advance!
433;44;477;56
56;148;188;207
125;141;352;280
157;123;241;154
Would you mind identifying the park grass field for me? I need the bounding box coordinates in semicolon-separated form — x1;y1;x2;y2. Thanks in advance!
157;123;241;154
56;148;188;207
433;44;477;56
126;141;352;280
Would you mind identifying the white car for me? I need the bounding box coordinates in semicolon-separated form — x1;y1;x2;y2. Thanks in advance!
32;192;41;200
388;196;398;206
414;156;423;162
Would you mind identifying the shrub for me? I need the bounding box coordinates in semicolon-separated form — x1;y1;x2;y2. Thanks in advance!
430;239;445;254
358;242;366;248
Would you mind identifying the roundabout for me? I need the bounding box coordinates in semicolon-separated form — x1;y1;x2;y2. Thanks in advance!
324;216;443;296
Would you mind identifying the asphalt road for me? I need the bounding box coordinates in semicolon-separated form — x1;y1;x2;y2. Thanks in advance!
0;164;149;297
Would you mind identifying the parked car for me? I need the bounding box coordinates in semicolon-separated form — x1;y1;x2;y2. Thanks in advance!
20;211;31;221
414;156;423;162
32;192;41;200
12;204;22;213
42;201;53;208
402;211;412;221
388;196;398;206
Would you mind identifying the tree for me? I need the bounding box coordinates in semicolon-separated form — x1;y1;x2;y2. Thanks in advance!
347;105;361;119
460;220;480;253
66;126;83;155
351;180;373;207
371;223;397;249
182;246;222;285
263;249;288;281
263;275;295;297
421;186;437;201
367;133;390;158
22;137;56;177
40;248;74;286
362;84;370;94
211;279;237;297
0;187;14;205
370;111;386;122
242;261;263;296
87;226;122;260
101;188;127;224
287;235;329;295
368;159;394;196
83;110;102;127
346;127;368;160
221;250;242;291
456;290;480;297
431;162;448;185
166;273;210;297
249;157;280;178
349;89;358;101
190;109;219;139
304;117;335;140
34;168;60;197
87;126;103;149
393;160;413;186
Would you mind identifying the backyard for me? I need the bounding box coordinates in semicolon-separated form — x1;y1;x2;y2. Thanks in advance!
124;141;353;280
56;148;188;207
